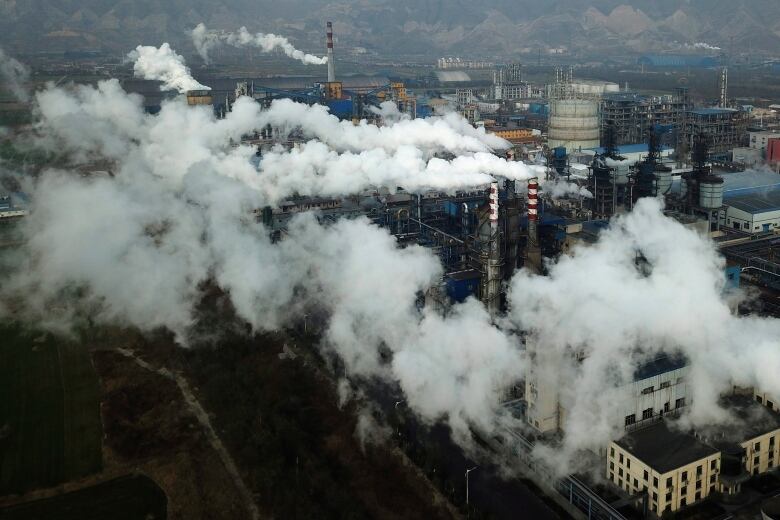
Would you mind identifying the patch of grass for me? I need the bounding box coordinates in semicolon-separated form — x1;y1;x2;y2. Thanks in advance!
0;474;166;520
0;324;102;494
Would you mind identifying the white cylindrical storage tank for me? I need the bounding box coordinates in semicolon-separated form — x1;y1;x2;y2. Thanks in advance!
548;99;600;152
699;177;724;209
656;170;672;195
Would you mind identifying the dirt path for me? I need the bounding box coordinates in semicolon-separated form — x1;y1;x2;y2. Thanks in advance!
115;347;261;520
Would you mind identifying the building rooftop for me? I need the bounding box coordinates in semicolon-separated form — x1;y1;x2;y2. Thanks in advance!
690;108;738;116
616;421;718;474
633;355;688;382
722;170;780;199
726;191;780;215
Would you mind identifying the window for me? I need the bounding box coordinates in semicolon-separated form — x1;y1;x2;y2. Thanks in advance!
644;470;649;481
625;414;636;426
610;462;614;470
619;454;624;463
757;395;764;404
660;381;671;389
610;472;614;481
665;492;672;503
711;460;717;470
642;385;654;394
681;471;688;482
755;441;761;451
652;492;658;502
696;465;703;476
710;475;716;484
654;477;658;488
619;468;623;477
769;400;775;410
675;397;686;408
619;479;623;487
664;402;670;413
696;480;702;489
642;408;653;420
681;498;687;507
695;491;701;501
754;456;760;466
710;484;716;492
666;477;673;488
770;436;776;447
681;485;687;496
610;447;615;457
627;459;631;469
634;478;639;488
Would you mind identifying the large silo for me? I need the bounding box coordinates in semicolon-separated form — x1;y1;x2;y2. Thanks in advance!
548;98;600;152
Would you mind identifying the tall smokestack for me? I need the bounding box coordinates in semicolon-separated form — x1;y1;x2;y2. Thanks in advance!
528;177;538;246
326;22;336;82
486;181;501;315
525;177;542;275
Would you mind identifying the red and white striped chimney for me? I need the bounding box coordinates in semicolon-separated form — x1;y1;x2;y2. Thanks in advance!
527;178;538;222
489;181;499;225
326;22;336;82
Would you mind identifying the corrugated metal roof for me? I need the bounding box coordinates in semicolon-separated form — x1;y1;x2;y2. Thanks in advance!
726;192;780;215
722;171;780;198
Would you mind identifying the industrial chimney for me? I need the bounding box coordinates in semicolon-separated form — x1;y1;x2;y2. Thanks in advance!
525;177;543;274
326;22;336;82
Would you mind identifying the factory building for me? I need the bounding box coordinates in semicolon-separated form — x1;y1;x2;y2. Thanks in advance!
721;192;780;233
608;422;720;516
492;63;528;101
608;394;780;516
600;89;691;146
684;108;749;158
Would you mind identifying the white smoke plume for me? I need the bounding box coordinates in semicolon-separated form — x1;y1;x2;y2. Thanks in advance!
544;179;593;200
192;23;327;66
4;68;780;486
687;42;721;52
509;197;780;472
0;47;30;102
127;43;210;93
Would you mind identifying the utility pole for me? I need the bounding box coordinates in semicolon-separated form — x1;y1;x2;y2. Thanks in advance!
465;466;478;506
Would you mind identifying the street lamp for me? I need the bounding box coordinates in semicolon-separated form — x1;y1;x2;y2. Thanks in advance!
465;466;478;506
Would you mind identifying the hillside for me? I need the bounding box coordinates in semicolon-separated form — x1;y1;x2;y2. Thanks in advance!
0;1;778;59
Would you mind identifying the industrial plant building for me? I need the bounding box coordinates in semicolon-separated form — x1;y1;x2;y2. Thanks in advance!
608;393;780;516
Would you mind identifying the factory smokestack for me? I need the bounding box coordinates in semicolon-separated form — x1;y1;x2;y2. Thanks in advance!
525;177;542;274
326;22;335;82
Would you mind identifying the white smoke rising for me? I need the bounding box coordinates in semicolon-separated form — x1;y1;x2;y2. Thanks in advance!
127;44;210;93
687;42;721;52
509;197;780;471
543;179;592;200
192;23;328;66
255;98;511;154
0;47;30;102
6;70;780;484
367;101;408;124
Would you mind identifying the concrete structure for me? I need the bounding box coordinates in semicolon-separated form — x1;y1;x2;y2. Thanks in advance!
548;99;600;152
608;422;720;516
749;130;780;154
623;357;690;429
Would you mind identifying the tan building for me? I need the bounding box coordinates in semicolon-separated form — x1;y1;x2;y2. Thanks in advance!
607;421;720;516
608;395;780;516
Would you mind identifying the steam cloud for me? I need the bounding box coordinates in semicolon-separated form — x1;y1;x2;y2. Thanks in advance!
3;48;780;483
127;43;210;93
192;23;328;66
0;47;30;102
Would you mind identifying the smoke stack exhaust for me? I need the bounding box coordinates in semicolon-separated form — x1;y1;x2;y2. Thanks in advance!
326;22;335;82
